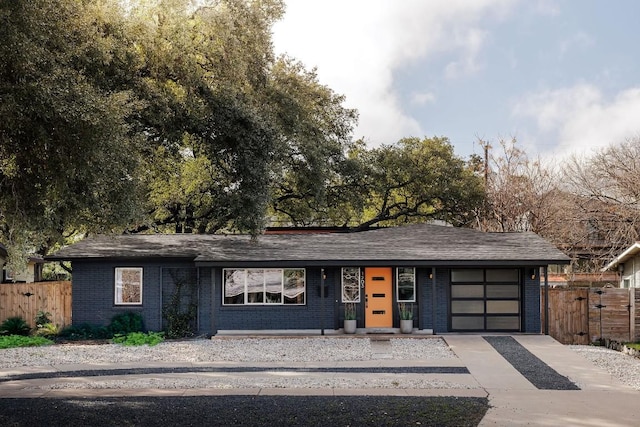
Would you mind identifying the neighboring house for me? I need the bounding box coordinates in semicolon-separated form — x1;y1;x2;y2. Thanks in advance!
0;243;7;282
0;244;45;283
46;224;569;335
602;242;640;288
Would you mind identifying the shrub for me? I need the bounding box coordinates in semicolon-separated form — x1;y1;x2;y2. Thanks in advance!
112;331;164;347
108;312;144;335
35;311;52;327
0;316;31;336
34;323;59;337
58;323;111;340
0;335;53;349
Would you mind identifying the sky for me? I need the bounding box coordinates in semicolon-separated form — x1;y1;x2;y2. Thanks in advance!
271;0;640;160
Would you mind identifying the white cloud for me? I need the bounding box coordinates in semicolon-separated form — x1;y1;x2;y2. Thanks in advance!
410;91;436;106
559;31;594;57
272;0;516;145
513;84;640;157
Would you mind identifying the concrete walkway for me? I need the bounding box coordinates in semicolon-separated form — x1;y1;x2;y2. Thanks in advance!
445;335;639;426
0;335;639;426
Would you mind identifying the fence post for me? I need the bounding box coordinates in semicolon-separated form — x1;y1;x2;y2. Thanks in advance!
544;266;549;335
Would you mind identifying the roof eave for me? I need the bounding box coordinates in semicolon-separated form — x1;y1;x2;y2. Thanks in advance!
601;242;640;272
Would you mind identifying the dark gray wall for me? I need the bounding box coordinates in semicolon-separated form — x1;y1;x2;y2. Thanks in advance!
212;267;336;332
72;259;196;332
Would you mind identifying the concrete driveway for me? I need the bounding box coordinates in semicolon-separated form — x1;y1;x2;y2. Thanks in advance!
445;335;639;426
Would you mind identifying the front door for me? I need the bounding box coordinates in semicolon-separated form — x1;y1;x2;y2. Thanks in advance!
365;267;393;328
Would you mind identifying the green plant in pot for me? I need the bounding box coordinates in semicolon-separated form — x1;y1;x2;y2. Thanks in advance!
344;303;357;334
398;302;413;334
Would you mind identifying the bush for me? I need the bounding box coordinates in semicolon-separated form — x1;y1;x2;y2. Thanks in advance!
0;316;31;336
112;331;164;347
34;323;59;337
108;312;144;335
0;335;53;349
58;323;111;340
35;311;52;327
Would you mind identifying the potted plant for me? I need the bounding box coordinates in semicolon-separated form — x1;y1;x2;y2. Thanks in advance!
398;302;413;334
344;303;357;334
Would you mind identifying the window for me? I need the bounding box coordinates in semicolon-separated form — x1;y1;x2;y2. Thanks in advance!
223;268;305;305
396;267;415;302
341;267;361;303
115;267;143;305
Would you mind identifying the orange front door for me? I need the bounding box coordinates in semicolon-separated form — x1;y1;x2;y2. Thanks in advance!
365;267;393;328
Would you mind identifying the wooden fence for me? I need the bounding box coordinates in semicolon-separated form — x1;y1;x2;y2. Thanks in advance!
0;281;72;329
542;287;640;345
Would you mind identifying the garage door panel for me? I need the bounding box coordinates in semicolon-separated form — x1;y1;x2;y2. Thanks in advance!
486;300;519;314
451;316;485;330
451;300;485;314
487;316;520;330
451;284;484;298
486;284;520;298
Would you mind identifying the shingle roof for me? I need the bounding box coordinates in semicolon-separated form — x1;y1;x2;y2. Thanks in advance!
47;224;570;267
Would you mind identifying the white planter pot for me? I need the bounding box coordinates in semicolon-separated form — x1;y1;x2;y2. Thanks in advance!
344;319;357;334
400;319;413;334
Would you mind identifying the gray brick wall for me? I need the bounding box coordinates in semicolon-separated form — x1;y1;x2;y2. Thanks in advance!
212;267;337;332
523;272;541;333
72;259;198;333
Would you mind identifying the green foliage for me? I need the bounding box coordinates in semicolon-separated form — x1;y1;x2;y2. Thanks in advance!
112;331;164;347
0;335;53;349
108;312;144;335
35;311;52;327
0;0;144;256
58;323;111;340
344;303;357;320
398;303;414;320
0;316;31;336
34;323;59;337
163;280;198;339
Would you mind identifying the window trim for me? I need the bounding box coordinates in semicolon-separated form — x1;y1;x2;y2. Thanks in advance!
222;268;306;306
396;267;416;303
114;267;143;306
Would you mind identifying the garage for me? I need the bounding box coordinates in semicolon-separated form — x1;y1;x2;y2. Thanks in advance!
449;268;522;332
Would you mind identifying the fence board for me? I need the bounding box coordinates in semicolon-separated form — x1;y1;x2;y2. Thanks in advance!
542;288;589;345
542;287;635;345
0;281;71;329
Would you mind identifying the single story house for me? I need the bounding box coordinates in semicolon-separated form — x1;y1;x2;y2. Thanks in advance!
0;244;45;283
47;224;570;335
602;242;640;288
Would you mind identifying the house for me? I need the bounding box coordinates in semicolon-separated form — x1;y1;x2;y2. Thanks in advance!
46;224;570;335
0;243;7;282
0;244;45;283
601;242;640;288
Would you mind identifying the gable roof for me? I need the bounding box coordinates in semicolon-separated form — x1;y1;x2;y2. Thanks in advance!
601;242;640;272
47;224;570;267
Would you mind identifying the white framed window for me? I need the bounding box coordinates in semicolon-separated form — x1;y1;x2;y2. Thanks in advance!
341;267;361;303
223;268;305;305
396;267;416;302
115;267;143;305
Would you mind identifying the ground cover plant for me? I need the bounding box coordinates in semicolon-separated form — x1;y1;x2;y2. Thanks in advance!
112;331;164;347
0;335;53;349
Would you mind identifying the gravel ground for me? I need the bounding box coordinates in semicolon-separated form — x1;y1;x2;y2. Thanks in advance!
0;337;465;391
570;345;640;390
0;337;455;368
